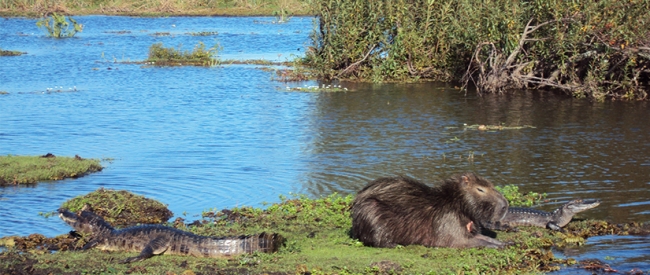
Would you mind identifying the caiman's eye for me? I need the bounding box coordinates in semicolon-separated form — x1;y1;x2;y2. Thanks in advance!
477;187;485;193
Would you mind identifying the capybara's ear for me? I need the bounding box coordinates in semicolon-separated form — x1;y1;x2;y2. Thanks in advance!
460;175;470;187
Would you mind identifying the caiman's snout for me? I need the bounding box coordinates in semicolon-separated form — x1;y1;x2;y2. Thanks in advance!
58;208;78;225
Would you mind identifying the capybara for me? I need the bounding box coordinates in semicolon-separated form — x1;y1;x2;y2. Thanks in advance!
351;172;508;248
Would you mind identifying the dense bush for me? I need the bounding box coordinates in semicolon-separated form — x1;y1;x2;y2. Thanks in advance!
306;0;650;100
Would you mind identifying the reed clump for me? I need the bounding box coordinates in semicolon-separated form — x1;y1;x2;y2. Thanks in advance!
0;154;103;185
306;0;650;101
146;42;220;66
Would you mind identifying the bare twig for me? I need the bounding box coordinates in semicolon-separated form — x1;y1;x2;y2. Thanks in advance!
337;44;377;78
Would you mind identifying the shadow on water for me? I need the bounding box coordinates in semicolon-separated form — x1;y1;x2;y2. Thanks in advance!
1;16;650;272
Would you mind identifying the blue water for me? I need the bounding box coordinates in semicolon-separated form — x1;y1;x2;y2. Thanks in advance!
1;16;650;273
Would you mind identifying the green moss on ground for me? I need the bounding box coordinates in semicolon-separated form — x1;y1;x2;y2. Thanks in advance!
61;188;173;227
0;154;103;186
3;191;644;274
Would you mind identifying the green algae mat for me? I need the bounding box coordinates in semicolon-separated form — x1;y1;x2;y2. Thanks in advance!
2;190;648;274
0;154;103;186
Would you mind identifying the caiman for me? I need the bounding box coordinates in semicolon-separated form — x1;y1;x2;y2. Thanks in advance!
484;199;601;232
58;208;285;263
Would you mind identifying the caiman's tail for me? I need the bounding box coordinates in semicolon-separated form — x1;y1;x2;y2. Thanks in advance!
220;232;286;256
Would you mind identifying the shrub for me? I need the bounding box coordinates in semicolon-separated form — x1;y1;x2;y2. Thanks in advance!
36;12;83;38
306;0;650;100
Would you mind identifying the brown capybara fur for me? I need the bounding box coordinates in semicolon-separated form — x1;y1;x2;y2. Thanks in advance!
351;172;509;248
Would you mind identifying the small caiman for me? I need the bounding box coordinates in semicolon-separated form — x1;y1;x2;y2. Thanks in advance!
59;208;285;263
483;199;601;232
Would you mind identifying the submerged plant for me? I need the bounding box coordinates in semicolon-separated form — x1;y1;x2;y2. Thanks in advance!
36;12;83;38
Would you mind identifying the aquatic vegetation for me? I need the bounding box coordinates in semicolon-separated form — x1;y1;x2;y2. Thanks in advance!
0;154;102;186
273;7;291;23
60;188;173;227
495;185;547;207
187;31;219;36
0;91;8;95
285;84;348;92
0;49;24;56
151;32;171;36
146;42;221;66
465;124;536;131
1;190;648;274
35;13;83;38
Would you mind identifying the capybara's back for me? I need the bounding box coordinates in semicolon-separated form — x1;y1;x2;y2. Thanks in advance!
351;172;508;248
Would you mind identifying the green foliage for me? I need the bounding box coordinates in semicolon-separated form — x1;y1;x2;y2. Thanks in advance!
60;188;172;227
35;13;83;38
306;0;650;100
0;154;102;186
0;49;23;56
146;42;221;66
7;190;625;274
496;185;547;207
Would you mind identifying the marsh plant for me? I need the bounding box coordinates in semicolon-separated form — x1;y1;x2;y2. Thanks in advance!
36;12;83;38
146;41;222;66
306;0;650;100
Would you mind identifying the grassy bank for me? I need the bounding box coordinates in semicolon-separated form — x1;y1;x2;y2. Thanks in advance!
2;188;646;274
0;154;103;185
0;0;311;16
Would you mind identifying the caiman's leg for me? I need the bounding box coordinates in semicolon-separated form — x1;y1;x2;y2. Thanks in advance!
82;239;100;250
119;236;170;264
546;222;564;232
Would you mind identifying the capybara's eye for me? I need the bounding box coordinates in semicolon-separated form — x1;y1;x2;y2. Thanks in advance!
477;187;485;193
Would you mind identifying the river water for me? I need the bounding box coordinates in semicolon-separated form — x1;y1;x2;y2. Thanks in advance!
1;16;649;272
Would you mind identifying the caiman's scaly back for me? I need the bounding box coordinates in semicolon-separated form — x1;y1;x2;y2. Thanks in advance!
483;199;601;232
58;209;285;263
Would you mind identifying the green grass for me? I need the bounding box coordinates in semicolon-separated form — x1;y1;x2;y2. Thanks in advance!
0;49;24;56
495;185;547;207
0;0;311;17
60;188;173;227
0;191;595;274
0;154;103;186
146;42;220;67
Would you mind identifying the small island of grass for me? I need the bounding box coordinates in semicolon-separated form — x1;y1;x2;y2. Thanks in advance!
0;49;24;56
0;154;103;186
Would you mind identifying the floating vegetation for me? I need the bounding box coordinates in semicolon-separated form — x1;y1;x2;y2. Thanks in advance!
0;154;103;186
273;68;311;81
222;59;279;66
146;42;221;67
0;49;24;56
0;91;8;95
103;30;131;34
464;124;536;131
495;185;547;207
151;32;171;36
35;13;83;38
187;31;218;36
285;84;348;92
